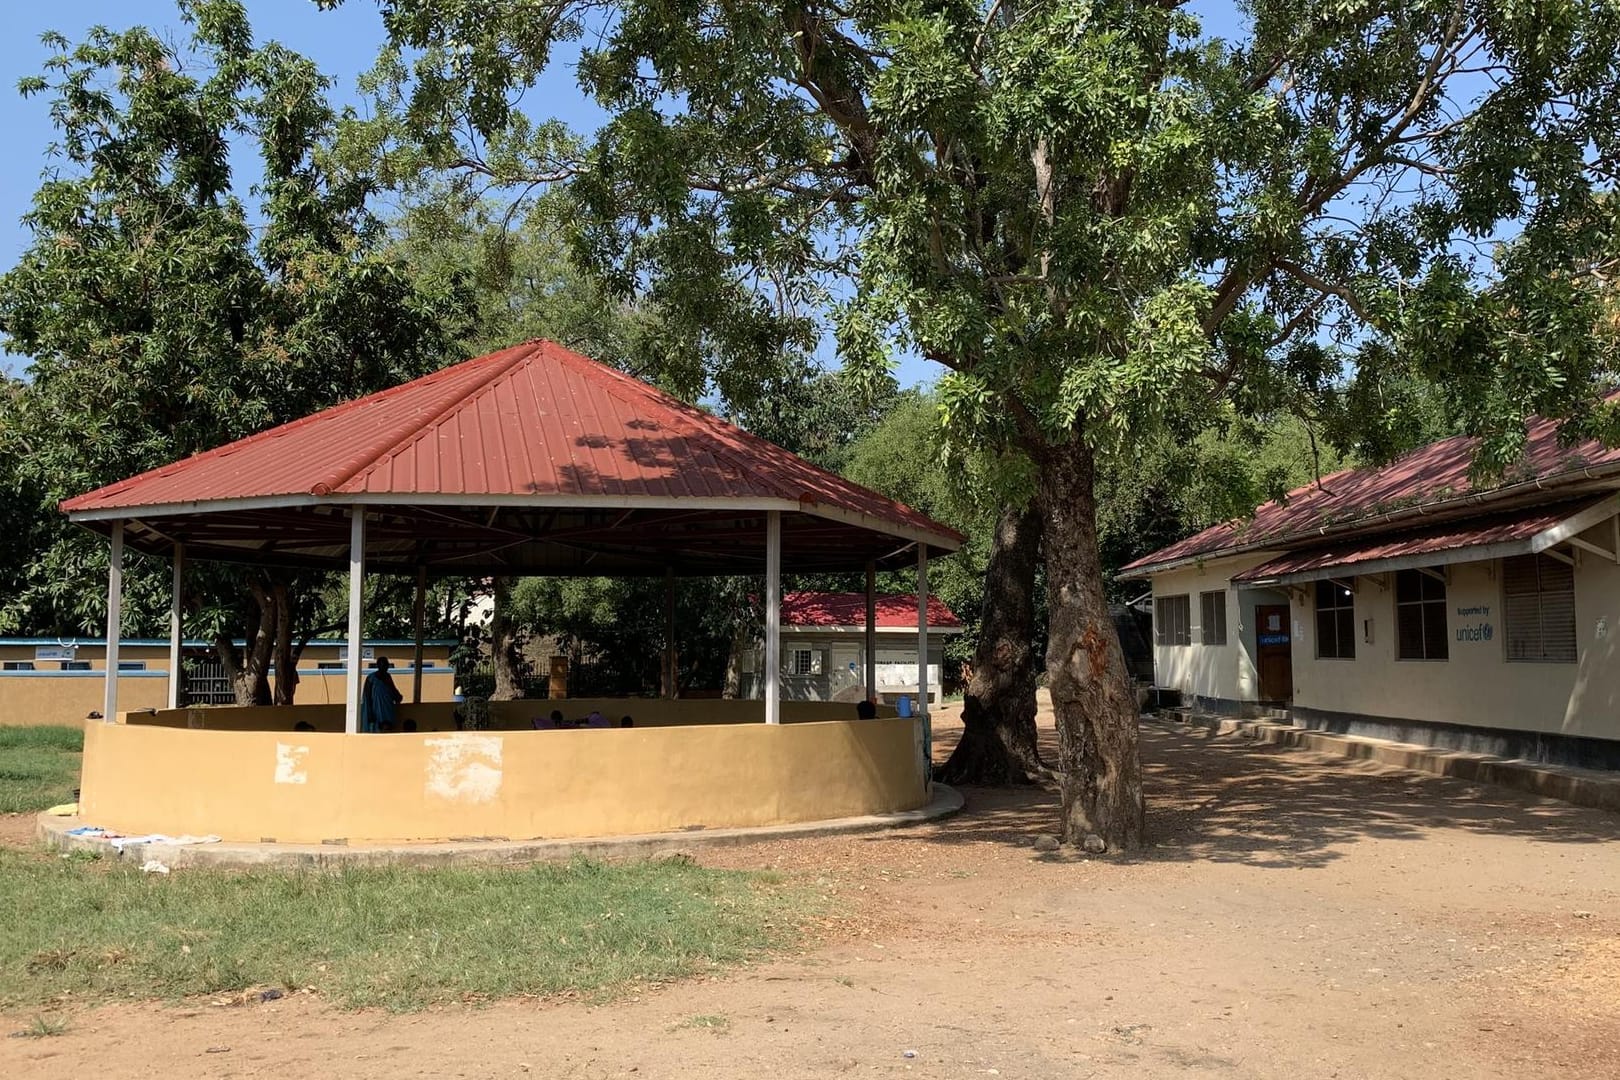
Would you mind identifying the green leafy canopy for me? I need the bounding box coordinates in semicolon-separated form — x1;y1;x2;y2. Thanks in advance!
339;0;1620;472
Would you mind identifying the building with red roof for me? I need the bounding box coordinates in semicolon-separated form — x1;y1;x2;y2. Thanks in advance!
55;342;960;848
1119;414;1620;767
738;592;963;707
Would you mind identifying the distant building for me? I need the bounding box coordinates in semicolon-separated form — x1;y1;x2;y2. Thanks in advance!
740;592;963;706
1120;412;1620;768
0;637;457;727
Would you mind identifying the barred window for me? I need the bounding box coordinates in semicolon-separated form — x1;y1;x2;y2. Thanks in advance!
1315;580;1356;659
1154;594;1191;646
1200;590;1228;646
1395;569;1449;661
1503;554;1576;663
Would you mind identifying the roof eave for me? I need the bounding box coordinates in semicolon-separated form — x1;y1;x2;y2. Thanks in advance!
1118;461;1620;581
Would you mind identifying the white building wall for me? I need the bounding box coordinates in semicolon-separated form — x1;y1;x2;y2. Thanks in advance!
1288;519;1620;742
1149;552;1280;706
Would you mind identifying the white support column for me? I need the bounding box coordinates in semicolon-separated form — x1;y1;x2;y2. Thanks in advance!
764;510;782;726
917;545;929;715
103;521;124;724
864;560;877;704
411;564;426;705
167;544;184;710
345;510;366;734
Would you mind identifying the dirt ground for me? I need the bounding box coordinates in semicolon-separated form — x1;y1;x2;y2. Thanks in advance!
4;705;1619;1080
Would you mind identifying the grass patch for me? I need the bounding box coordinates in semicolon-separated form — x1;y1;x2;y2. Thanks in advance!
12;1014;69;1038
0;726;83;814
0;851;806;1011
675;1013;730;1031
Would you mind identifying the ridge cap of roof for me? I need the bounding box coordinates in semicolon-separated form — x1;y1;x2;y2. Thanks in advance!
321;343;538;496
545;343;961;538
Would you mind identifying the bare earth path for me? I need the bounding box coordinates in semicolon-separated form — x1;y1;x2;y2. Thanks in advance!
5;705;1619;1079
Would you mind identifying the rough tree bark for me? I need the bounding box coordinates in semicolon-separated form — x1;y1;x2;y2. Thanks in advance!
216;580;276;706
489;575;523;700
1038;433;1145;850
270;581;300;706
935;502;1045;785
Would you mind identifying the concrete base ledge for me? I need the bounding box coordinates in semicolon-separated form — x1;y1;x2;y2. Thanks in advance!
1155;709;1620;814
36;784;964;870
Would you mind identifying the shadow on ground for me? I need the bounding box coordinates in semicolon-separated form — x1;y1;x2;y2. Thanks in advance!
908;717;1620;869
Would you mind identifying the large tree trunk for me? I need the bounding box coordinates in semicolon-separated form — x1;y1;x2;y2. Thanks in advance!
936;502;1045;786
1038;433;1144;850
270;581;301;706
489;575;523;700
217;581;276;706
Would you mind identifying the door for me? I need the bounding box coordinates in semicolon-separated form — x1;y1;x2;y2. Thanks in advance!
1255;604;1293;703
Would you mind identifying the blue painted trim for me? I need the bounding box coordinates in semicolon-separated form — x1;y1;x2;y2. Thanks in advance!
0;638;458;648
0;670;169;678
0;667;457;678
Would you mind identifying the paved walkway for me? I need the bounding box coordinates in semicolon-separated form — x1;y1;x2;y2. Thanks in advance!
37;784;964;868
1157;708;1620;812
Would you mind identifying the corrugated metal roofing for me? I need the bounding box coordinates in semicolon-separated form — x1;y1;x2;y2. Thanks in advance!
1121;411;1620;577
1228;502;1590;584
780;592;963;629
61;340;961;548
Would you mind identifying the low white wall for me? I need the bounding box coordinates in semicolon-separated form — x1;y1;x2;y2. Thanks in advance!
1291;533;1620;741
1150;553;1279;704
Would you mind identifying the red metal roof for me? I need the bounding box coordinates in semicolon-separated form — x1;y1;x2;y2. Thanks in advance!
780;591;963;629
61;340;961;547
1121;412;1620;577
1229;502;1591;584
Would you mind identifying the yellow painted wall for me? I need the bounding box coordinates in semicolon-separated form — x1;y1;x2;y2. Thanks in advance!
126;697;897;732
79;714;928;843
0;669;456;729
1150;552;1284;703
1289;525;1620;740
0;675;168;728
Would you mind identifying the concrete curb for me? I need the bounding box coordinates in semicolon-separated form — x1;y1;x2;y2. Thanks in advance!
36;784;965;870
1153;710;1620;814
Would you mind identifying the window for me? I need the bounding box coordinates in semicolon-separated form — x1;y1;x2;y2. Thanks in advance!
61;661;91;671
116;660;146;671
790;648;820;676
317;661;345;670
2;661;35;671
1199;590;1228;646
1395;569;1449;660
1154;595;1191;646
1503;553;1577;663
1315;580;1356;659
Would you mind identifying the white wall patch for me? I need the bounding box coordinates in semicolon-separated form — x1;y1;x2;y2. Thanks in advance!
424;734;503;804
274;742;309;785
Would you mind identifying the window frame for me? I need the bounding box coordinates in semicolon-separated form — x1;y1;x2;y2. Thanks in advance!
790;648;817;676
1154;594;1191;647
1314;580;1357;660
1199;590;1228;647
1502;553;1578;664
1;661;36;671
1394;568;1450;662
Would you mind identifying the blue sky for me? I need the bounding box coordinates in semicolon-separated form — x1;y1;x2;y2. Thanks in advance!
0;0;952;385
1;3;1260;387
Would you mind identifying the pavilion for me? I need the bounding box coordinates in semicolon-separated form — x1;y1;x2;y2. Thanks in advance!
58;340;963;844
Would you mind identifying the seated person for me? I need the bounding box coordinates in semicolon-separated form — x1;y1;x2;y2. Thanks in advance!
619;715;634;728
585;710;609;728
855;699;877;720
293;720;316;732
